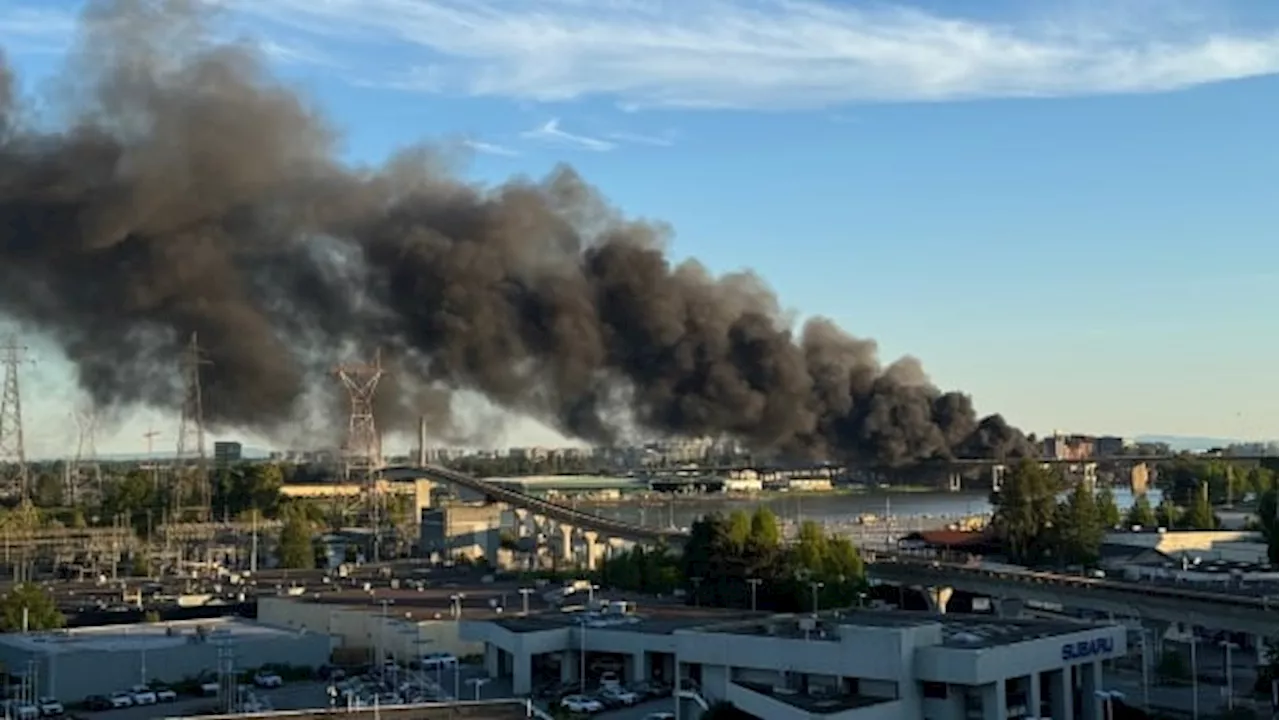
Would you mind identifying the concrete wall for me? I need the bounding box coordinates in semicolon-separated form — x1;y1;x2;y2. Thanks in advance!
258;597;482;662
0;628;330;702
1104;530;1262;554
419;505;502;561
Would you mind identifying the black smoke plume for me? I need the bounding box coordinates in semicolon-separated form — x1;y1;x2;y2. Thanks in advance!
0;0;1033;466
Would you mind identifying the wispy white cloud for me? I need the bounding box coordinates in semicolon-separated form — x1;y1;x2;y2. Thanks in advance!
461;138;521;157
520;119;616;152
0;6;76;55
229;0;1277;109
606;130;676;148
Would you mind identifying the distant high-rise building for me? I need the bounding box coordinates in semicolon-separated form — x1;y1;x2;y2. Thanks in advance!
213;441;243;467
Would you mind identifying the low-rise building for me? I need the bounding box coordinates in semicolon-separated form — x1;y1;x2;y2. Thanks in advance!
461;604;1126;720
0;618;330;702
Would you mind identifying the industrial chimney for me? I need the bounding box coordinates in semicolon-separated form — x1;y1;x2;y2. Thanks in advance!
417;415;428;466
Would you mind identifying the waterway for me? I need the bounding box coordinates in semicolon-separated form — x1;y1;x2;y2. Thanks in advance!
572;487;1164;549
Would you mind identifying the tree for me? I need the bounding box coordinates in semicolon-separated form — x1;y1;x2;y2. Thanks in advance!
990;460;1061;565
1257;488;1277;565
1156;498;1181;529
1056;482;1104;566
0;584;64;632
277;509;315;569
1125;494;1157;528
1180;483;1219;530
748;506;781;549
1094;486;1122;529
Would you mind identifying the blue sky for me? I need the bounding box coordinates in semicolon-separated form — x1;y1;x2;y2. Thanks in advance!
1;0;1277;458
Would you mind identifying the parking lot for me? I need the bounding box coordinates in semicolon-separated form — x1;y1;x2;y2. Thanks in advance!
75;682;330;720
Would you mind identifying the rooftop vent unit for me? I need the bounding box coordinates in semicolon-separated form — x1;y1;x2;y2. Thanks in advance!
950;631;984;645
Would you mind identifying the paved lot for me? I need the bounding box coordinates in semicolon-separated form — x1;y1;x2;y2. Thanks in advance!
77;682;330;719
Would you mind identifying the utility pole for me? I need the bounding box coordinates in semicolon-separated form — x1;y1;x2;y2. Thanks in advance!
0;336;32;502
176;333;212;521
334;350;385;561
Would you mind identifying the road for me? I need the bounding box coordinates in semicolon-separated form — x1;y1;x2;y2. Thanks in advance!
78;682;330;720
1103;670;1270;716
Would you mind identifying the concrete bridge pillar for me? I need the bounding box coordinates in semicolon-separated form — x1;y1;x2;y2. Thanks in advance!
947;473;962;492
581;531;602;571
1129;463;1149;495
924;586;953;614
555;524;574;563
990;465;1005;493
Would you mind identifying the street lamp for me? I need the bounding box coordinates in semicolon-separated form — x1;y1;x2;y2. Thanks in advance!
518;588;535;615
1220;639;1239;710
587;583;600;608
746;578;763;612
1094;689;1125;720
468;677;490;701
1189;634;1200;720
578;616;589;694
809;581;825;616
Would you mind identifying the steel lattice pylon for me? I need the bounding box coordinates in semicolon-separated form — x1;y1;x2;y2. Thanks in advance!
176;332;212;521
334;350;385;482
67;407;101;506
0;337;30;501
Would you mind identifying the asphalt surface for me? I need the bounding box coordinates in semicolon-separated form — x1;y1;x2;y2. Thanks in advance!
77;682;330;719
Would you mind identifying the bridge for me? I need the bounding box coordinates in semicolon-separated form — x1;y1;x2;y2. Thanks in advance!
380;465;688;545
867;555;1278;637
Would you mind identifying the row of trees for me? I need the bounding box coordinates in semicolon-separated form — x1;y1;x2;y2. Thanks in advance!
1156;457;1277;507
993;459;1278;567
598;507;867;613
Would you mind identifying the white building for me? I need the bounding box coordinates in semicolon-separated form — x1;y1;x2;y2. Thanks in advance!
462;606;1127;720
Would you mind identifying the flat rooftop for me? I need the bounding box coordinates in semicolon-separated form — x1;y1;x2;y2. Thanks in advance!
287;582;558;622
0;617;302;655
492;603;755;636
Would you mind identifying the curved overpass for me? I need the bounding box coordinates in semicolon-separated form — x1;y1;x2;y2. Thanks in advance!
869;556;1277;637
381;465;689;545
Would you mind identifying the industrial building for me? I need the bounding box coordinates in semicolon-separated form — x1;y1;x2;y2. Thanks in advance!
461;605;1128;720
0;618;330;702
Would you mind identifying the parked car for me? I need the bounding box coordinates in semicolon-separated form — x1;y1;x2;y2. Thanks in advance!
4;701;37;720
559;694;604;713
155;686;178;702
420;652;458;670
129;685;158;705
643;714;676;720
599;686;640;706
107;692;134;709
253;671;284;688
36;697;63;717
598;671;621;689
82;696;112;712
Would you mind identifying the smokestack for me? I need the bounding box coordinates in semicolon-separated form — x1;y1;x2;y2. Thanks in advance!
417;415;428;467
0;0;1034;467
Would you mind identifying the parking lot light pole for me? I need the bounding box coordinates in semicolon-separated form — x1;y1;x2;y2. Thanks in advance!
746;578;762;612
518;587;535;615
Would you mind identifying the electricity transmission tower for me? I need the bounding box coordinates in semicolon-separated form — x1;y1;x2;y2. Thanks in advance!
67;407;101;505
175;332;212;521
0;337;32;501
334;350;386;559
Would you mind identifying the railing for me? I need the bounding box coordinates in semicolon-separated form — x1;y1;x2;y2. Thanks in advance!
870;554;1274;609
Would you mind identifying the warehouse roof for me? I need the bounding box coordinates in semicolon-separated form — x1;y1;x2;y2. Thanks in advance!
0;617;304;655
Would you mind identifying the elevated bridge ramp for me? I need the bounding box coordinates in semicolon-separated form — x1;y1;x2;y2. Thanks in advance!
381;465;688;545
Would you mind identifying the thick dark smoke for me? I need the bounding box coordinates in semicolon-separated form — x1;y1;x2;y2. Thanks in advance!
0;0;1033;466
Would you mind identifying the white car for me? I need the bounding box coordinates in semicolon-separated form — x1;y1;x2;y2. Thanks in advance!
598;671;621;689
599;686;640;705
253;671;284;688
108;692;134;709
643;714;675;720
560;694;604;713
36;697;63;717
7;702;37;720
155;687;178;703
129;686;158;705
420;652;458;669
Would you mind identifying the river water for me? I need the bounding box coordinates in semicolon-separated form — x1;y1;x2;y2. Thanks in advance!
574;487;1163;549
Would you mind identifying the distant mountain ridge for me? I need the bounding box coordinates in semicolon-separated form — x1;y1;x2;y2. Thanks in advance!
1135;435;1278;452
